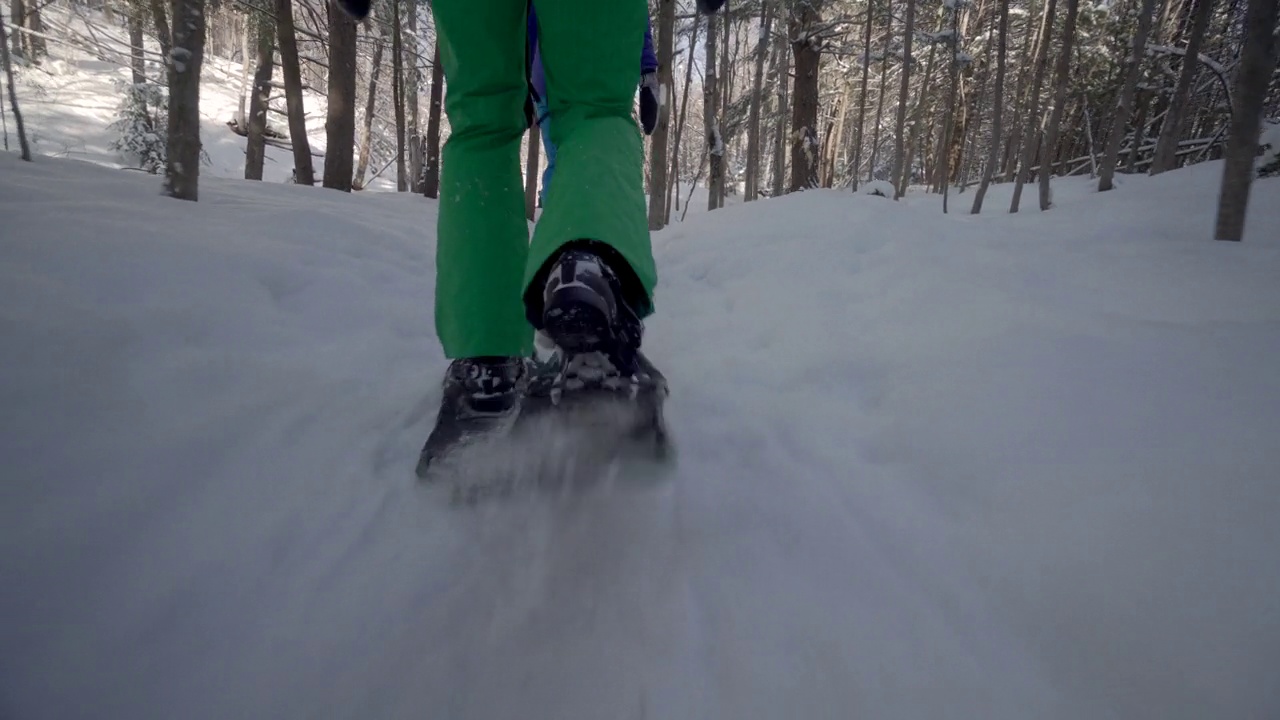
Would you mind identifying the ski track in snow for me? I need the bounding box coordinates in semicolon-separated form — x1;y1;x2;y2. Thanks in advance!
2;153;1280;719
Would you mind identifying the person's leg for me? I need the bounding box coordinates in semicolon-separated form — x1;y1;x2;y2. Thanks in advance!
523;0;656;324
432;0;531;359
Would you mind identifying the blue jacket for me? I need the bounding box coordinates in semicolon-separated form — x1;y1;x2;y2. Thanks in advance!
527;9;658;103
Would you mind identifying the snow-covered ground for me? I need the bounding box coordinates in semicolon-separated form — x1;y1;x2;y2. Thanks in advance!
4;148;1278;719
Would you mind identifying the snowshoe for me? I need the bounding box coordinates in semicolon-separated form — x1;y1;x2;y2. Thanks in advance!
415;356;525;480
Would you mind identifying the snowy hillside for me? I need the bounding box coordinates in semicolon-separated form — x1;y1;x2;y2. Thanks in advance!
2;151;1279;719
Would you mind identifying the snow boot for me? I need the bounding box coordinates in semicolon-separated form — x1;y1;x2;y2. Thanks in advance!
416;356;526;478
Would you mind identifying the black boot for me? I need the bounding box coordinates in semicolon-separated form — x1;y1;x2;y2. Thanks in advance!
416;356;525;479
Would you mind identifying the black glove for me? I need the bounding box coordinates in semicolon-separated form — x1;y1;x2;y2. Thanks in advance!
639;71;660;135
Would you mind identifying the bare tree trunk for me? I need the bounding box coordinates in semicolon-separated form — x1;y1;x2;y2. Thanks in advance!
392;0;406;190
422;43;443;198
667;17;699;221
1001;0;1036;178
852;0;875;191
163;0;205;200
245;12;275;181
1098;0;1158;191
1009;0;1057;212
706;12;724;210
276;0;314;185
129;7;146;85
826;81;851;187
26;3;43;62
789;1;823;192
149;0;172;62
354;26;386;189
941;3;963;212
972;0;1008;213
323;0;357;192
891;0;915;198
744;3;773;201
237;17;251;129
647;0;675;229
9;0;23;60
1150;0;1215;174
772;22;790;197
1037;0;1079;209
0;13;31;160
524;125;540;220
1213;0;1278;241
406;1;422;191
869;2;891;182
903;37;938;196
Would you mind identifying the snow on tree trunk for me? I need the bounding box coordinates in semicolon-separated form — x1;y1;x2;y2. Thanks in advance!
891;0;916;198
237;17;250;130
1213;0;1278;241
971;0;1008;213
323;0;357;192
163;0;205;201
1098;0;1158;191
422;43;443;198
647;0;674;229
276;0;314;185
745;3;773;201
244;11;275;181
1037;0;1079;210
1009;0;1057;213
789;1;823;193
1150;0;1216;175
0;13;31;161
354;25;386;190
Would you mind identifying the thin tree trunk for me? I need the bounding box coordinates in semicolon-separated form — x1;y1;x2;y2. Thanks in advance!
789;0;823;192
276;0;314;185
772;21;791;197
26;3;43;61
163;0;205;200
904;36;938;196
1213;0;1278;241
245;12;275;181
891;0;915;198
1098;0;1158;191
744;3;773;201
647;0;675;229
422;43;443;198
0;13;31;160
149;0;172;65
668;17;699;220
1009;0;1057;212
827;81;851;187
406;1;422;191
1037;0;1079;209
1150;0;1215;174
972;0;1008;213
237;17;251;128
852;0;875;191
323;0;357;192
869;2;891;182
9;0;23;59
354;26;385;189
941;2;963;212
524;125;540;220
129;7;146;85
392;0;406;190
1001;0;1036;178
706;12;723;210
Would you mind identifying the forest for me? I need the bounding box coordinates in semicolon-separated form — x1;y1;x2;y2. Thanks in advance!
2;0;1278;239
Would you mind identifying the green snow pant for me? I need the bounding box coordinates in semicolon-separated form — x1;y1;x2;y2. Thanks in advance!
432;0;657;359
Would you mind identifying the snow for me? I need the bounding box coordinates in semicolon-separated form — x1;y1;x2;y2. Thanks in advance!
1260;119;1280;169
4;150;1278;718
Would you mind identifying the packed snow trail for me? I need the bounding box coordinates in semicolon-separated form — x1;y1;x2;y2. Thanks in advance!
2;153;1279;719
